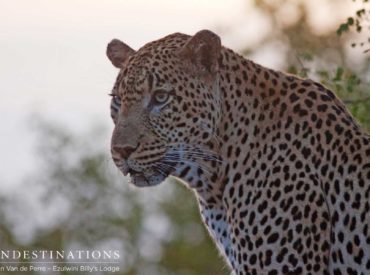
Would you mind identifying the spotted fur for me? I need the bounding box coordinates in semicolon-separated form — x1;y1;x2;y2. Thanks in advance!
106;30;370;274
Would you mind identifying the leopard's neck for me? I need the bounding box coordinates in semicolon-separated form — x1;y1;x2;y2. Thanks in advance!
195;51;267;203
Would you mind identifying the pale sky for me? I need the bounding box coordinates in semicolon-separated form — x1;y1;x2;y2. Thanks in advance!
0;0;359;188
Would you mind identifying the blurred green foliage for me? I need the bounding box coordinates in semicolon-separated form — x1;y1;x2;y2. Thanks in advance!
0;121;227;275
253;0;370;131
1;1;369;275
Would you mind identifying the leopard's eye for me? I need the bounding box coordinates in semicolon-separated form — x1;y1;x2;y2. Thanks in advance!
153;90;170;104
109;93;121;101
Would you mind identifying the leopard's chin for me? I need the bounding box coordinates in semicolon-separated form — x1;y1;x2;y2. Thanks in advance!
128;169;169;187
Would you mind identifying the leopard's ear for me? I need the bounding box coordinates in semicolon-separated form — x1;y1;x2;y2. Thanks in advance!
106;39;135;69
179;30;221;75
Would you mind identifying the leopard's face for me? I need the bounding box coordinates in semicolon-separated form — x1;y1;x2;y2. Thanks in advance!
107;32;222;187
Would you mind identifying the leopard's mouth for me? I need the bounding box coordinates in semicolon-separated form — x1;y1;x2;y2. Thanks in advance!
127;166;170;187
113;153;175;187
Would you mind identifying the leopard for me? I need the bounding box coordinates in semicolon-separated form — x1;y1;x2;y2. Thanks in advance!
105;30;370;274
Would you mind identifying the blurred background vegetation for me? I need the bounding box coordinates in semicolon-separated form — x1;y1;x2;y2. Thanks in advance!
0;0;369;274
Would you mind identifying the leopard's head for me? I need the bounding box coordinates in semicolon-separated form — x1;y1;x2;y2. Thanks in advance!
106;30;222;187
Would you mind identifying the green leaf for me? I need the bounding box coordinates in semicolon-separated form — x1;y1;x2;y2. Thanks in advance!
346;74;361;93
333;67;344;81
299;52;313;61
287;66;298;75
316;70;330;81
337;23;349;36
356;9;366;17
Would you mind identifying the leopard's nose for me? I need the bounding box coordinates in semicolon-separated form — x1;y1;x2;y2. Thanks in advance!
113;145;137;160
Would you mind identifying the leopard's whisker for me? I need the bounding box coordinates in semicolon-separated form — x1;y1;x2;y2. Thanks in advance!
162;157;212;175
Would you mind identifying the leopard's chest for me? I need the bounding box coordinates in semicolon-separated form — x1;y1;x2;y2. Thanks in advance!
198;202;235;268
